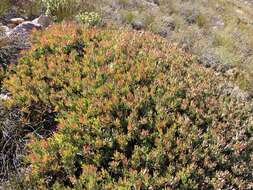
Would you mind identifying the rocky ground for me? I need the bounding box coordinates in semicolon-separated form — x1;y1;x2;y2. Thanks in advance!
0;14;51;185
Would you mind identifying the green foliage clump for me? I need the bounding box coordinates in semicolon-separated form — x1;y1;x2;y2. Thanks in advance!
76;12;101;27
18;0;43;18
0;0;10;16
4;23;253;189
42;0;81;21
120;10;136;24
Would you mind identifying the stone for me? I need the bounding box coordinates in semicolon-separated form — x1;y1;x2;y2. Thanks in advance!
179;6;200;25
32;15;51;28
157;27;168;38
7;23;16;29
132;20;144;30
146;0;160;5
219;82;251;101
198;51;221;68
9;18;25;25
161;16;175;30
153;0;160;5
211;15;224;29
0;94;9;100
0;24;10;37
11;21;42;34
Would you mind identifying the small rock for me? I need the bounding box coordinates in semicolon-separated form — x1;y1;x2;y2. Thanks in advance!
0;24;10;37
32;15;51;28
215;4;225;12
146;0;160;5
225;68;238;78
161;16;175;30
132;20;144;30
7;23;16;29
0;8;22;25
198;51;221;68
153;0;160;5
9;18;25;25
219;82;251;101
0;94;9;100
11;21;42;34
180;7;200;25
211;15;224;29
157;27;168;38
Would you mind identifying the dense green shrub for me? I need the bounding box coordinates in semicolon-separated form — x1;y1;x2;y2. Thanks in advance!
4;23;253;189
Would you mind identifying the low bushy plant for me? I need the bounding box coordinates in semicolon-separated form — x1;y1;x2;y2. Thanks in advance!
0;0;10;16
18;0;43;19
120;10;136;24
42;0;101;21
75;12;101;27
42;0;81;21
4;23;253;189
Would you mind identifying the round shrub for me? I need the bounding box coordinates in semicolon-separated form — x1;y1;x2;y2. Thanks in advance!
0;0;10;17
75;12;101;27
42;0;100;21
4;23;253;189
42;0;81;21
